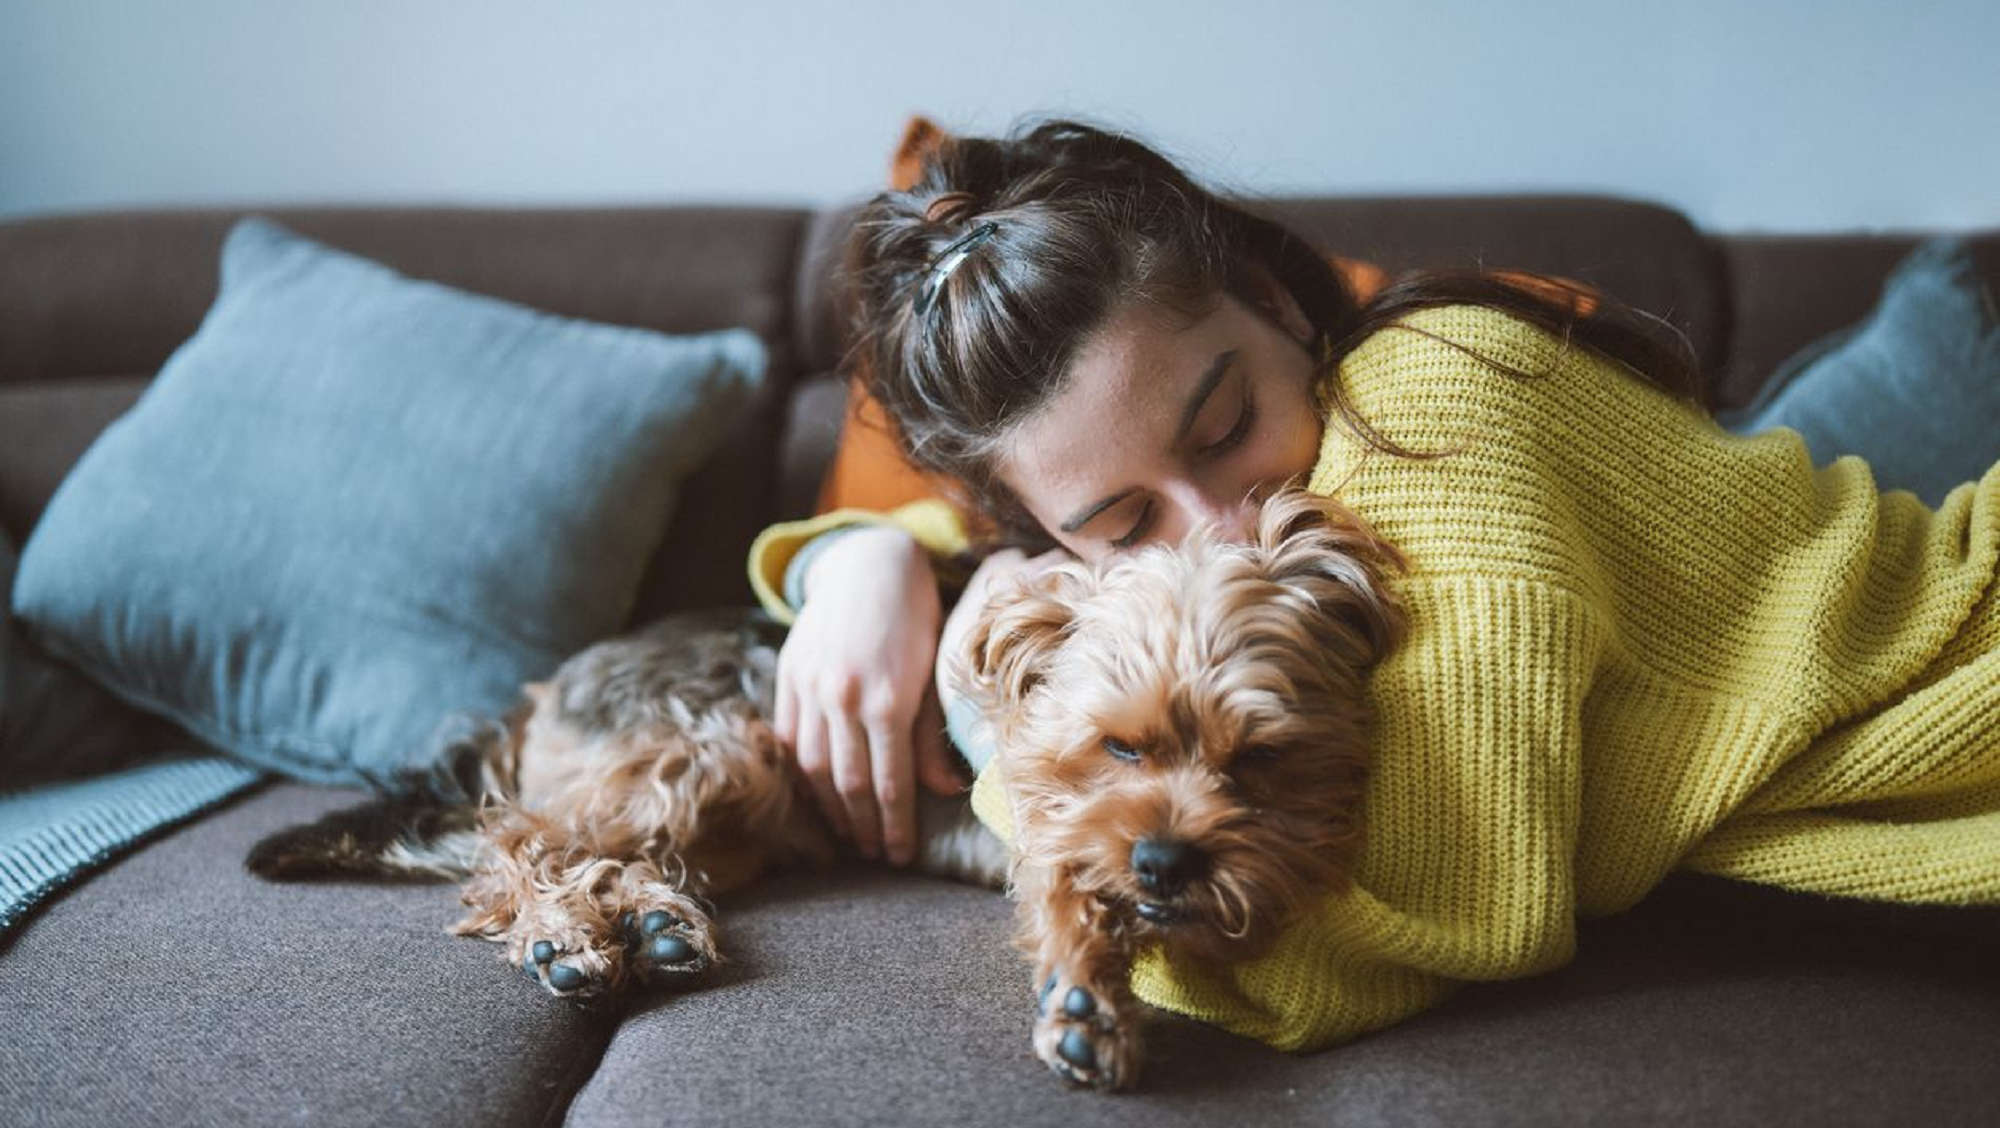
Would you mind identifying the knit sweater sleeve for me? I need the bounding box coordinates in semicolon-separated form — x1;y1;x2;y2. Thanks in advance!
1125;573;1606;1051
745;499;973;625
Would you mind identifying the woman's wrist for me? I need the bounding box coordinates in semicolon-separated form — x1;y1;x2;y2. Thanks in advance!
798;522;928;607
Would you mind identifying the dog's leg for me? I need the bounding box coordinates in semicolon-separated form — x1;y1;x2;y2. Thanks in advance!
448;803;653;999
1013;862;1143;1090
597;854;721;989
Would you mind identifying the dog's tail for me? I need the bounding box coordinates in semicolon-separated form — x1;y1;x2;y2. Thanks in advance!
243;714;516;883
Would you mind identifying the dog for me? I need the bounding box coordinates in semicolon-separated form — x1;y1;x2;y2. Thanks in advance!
246;489;1405;1092
245;606;1006;997
949;488;1407;1088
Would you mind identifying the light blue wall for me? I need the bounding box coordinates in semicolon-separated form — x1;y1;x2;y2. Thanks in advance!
3;0;1995;232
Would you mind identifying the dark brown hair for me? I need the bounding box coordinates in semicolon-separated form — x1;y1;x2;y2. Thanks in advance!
841;117;1703;550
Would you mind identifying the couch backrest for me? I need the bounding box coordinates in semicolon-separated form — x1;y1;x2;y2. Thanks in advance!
4;201;1995;617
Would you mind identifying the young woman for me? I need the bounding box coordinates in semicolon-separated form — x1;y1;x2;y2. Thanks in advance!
745;118;1998;1048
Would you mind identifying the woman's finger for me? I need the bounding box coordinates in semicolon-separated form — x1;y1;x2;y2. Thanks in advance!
914;688;964;796
866;706;918;867
772;664;798;748
795;707;851;842
829;707;882;860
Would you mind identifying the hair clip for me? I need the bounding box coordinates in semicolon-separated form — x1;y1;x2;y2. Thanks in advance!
913;222;1000;318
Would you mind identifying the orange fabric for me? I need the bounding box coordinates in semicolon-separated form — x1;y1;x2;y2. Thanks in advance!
814;116;1595;518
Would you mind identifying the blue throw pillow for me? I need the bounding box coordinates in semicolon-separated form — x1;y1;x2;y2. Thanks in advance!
1716;237;1999;507
2;528;190;788
10;217;766;790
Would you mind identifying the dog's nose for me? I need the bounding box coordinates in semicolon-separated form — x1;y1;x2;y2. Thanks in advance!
1131;837;1203;896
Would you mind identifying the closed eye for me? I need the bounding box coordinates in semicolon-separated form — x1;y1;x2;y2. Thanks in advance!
1199;390;1257;460
1110;387;1255;550
1112;501;1155;549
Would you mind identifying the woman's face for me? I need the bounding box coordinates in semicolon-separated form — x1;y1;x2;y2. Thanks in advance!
996;279;1326;563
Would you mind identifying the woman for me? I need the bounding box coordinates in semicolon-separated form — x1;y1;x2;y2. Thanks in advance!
747;118;1999;1048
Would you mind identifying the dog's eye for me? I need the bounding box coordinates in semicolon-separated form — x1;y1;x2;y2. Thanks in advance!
1101;736;1142;763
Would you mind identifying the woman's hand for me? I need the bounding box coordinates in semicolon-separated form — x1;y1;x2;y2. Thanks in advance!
772;525;963;867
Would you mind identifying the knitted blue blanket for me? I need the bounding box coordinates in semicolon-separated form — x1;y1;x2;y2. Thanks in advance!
0;755;265;936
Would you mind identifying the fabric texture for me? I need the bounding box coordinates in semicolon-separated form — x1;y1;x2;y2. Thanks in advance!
914;305;1998;1051
2;527;256;936
1715;237;2000;506
0;756;263;935
0;783;621;1128
11;217;767;790
561;864;2000;1128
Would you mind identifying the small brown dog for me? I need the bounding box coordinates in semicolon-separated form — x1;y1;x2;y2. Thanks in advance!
246;608;1004;997
246;489;1404;1091
951;488;1406;1088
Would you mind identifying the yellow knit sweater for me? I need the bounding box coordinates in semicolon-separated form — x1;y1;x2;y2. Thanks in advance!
749;304;2000;1052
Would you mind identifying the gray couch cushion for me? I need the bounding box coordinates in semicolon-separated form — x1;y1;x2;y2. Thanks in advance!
564;866;2000;1128
0;783;620;1128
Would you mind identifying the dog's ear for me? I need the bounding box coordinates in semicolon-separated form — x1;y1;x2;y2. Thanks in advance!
955;565;1086;710
1255;488;1408;667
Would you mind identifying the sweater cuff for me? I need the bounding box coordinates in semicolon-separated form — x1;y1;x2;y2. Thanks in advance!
781;523;869;612
745;499;975;627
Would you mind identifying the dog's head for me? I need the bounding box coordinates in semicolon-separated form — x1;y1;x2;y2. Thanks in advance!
957;488;1407;962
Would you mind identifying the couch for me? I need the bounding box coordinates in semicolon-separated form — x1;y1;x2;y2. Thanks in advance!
3;197;1997;1128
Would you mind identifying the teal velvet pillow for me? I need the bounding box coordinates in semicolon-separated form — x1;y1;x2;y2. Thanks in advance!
1716;237;2000;507
10;218;766;790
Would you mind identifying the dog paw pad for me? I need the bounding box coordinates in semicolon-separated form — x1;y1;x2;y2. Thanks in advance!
639;910;680;935
643;934;695;963
1057;1028;1096;1070
531;940;557;965
546;962;589;992
1062;987;1096;1019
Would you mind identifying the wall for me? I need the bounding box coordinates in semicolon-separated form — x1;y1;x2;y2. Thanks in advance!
3;0;1995;231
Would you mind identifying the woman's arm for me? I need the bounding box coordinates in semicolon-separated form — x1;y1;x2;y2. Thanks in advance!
746;500;975;867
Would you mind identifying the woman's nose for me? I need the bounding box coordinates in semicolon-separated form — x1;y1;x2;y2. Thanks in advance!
1163;487;1259;545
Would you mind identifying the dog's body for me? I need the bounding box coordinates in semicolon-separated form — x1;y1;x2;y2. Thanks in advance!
248;491;1405;1091
248;607;1006;998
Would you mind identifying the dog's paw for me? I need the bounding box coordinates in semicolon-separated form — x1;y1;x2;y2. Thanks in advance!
510;932;621;999
615;894;718;985
1031;972;1138;1091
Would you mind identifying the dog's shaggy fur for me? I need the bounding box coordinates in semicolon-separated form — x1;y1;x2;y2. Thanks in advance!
245;489;1405;1091
246;608;1004;998
953;489;1406;1087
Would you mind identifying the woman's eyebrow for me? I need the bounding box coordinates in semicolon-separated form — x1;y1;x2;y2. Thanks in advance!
1057;348;1238;536
1174;349;1238;443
